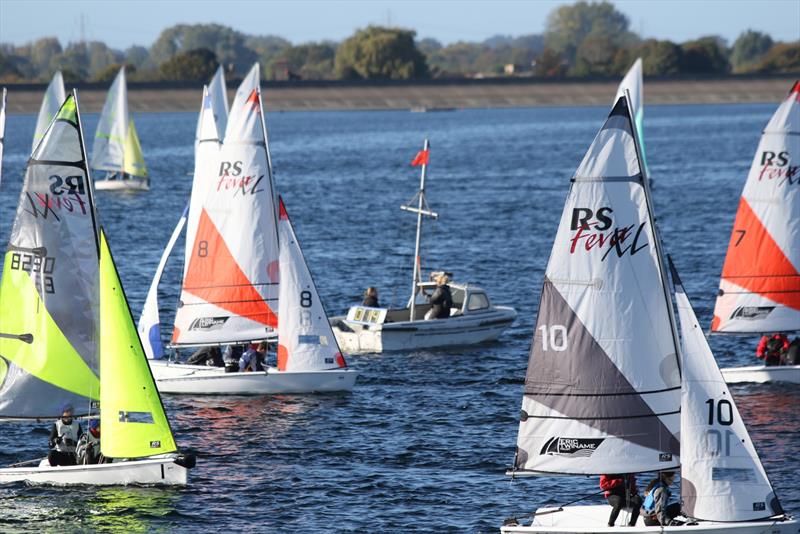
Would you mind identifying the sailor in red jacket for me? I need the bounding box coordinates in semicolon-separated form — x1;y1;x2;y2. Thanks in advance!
756;333;790;366
600;474;642;526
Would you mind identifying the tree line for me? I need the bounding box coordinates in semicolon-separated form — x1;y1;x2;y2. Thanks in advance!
1;1;797;84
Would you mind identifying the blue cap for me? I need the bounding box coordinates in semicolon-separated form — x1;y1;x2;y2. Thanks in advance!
60;403;74;414
89;419;100;430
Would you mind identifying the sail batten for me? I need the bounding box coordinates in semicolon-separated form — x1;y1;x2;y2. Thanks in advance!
712;81;800;334
513;95;681;476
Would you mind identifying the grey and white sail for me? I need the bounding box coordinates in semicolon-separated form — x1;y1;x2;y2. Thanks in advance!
0;94;101;418
32;71;66;151
513;96;681;476
671;259;784;521
196;65;228;143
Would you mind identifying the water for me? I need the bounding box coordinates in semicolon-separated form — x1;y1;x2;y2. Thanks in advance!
0;103;797;532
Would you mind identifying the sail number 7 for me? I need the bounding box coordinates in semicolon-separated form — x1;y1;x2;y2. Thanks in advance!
538;325;568;351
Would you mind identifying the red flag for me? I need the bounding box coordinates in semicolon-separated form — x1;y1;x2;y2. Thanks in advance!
411;149;429;166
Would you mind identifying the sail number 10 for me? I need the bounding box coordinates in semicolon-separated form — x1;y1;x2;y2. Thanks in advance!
538;325;568;352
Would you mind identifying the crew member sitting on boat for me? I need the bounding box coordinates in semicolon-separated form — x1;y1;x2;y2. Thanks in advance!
424;274;453;320
785;337;800;365
641;471;681;526
239;342;267;372
756;333;790;366
76;419;103;465
600;473;642;526
224;344;245;373
362;287;380;307
186;346;224;367
48;404;83;467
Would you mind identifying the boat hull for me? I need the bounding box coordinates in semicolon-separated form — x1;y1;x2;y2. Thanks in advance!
331;306;516;353
0;455;189;486
150;361;358;394
501;505;798;534
94;177;149;191
721;364;800;384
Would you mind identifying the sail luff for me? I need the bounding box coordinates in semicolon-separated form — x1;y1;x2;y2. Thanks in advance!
73;90;102;257
32;71;66;152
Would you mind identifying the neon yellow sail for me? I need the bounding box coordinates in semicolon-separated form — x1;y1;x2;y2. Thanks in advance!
123;118;148;177
99;230;175;458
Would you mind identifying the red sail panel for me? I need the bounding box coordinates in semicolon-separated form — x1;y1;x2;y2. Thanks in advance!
183;209;278;327
719;197;800;312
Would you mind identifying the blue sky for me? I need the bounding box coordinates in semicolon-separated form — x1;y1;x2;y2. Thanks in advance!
1;0;798;49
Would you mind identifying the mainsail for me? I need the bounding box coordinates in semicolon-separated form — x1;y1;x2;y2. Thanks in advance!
512;96;681;476
277;198;347;372
197;65;229;143
712;81;800;334
91;67;148;178
99;230;177;458
32;71;66;151
172;66;279;346
615;58;646;172
671;258;784;521
0;94;101;418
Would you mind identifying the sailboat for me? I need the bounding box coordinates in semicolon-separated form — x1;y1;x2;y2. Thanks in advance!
138;66;230;360
32;70;66;151
501;94;795;533
91;67;149;191
331;140;517;353
0;94;193;485
148;64;357;394
712;80;799;384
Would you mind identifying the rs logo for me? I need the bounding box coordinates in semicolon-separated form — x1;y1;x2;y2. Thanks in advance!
49;175;85;195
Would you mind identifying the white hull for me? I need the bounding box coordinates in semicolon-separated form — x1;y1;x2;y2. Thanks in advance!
0;454;189;486
94;176;149;191
150;360;358;394
501;505;797;534
721;364;800;384
332;306;516;353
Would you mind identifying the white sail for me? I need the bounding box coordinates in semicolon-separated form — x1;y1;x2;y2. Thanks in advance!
277;198;347;372
32;71;66;151
172;67;279;346
671;259;784;521
197;65;228;142
0;88;6;187
0;94;101;418
138;204;188;360
513;96;681;476
712;81;800;334
615;59;646;172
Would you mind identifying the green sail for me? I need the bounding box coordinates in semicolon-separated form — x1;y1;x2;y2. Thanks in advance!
99;230;176;458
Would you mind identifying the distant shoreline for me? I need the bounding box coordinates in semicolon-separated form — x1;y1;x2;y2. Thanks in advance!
3;74;797;114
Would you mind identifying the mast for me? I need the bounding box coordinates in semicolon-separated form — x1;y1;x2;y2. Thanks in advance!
625;89;682;378
400;139;438;321
256;83;280;251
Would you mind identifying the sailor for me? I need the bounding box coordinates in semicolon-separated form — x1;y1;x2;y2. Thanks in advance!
223;344;245;373
239;342;266;372
424;274;452;320
47;403;83;467
641;471;681;526
784;337;800;365
756;333;789;366
362;287;380;308
599;473;642;526
186;346;224;367
76;419;102;465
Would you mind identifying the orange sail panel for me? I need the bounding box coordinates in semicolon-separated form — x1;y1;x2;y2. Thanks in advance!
182;209;277;328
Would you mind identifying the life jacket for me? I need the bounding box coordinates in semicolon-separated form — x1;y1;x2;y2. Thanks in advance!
54;419;80;453
642;482;668;514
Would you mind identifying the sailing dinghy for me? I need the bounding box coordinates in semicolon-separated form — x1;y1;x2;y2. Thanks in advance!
0;94;193;485
32;70;66;151
148;64;357;394
501;95;795;533
331;140;517;353
712;81;800;384
91;67;149;191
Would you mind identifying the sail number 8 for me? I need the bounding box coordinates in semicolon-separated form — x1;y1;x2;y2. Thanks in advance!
538;325;568;351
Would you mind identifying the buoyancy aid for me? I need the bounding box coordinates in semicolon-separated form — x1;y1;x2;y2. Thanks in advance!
643;482;668;514
54;419;80;453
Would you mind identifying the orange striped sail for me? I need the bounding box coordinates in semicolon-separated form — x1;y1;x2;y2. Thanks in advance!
712;81;800;333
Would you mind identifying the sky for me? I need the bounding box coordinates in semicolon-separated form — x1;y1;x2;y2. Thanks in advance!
1;0;798;49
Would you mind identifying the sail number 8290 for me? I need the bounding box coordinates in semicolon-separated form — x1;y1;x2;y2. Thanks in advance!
10;252;56;293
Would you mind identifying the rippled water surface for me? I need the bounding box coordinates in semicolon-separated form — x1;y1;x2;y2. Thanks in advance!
0;102;797;532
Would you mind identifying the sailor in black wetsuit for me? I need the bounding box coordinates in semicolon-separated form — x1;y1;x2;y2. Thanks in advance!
425;274;453;320
362;287;380;307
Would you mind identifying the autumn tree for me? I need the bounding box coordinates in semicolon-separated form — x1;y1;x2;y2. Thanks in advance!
334;26;428;80
730;30;774;72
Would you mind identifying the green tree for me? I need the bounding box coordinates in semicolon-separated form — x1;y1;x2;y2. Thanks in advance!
124;45;149;68
334;26;428;80
30;37;62;77
730;30;774;72
534;48;567;77
53;43;89;81
681;36;730;73
638;40;683;75
91;62;136;83
573;35;619;76
270;43;335;80
246;34;291;78
149;24;260;74
544;1;635;67
157;48;219;82
755;42;800;73
88;41;123;78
